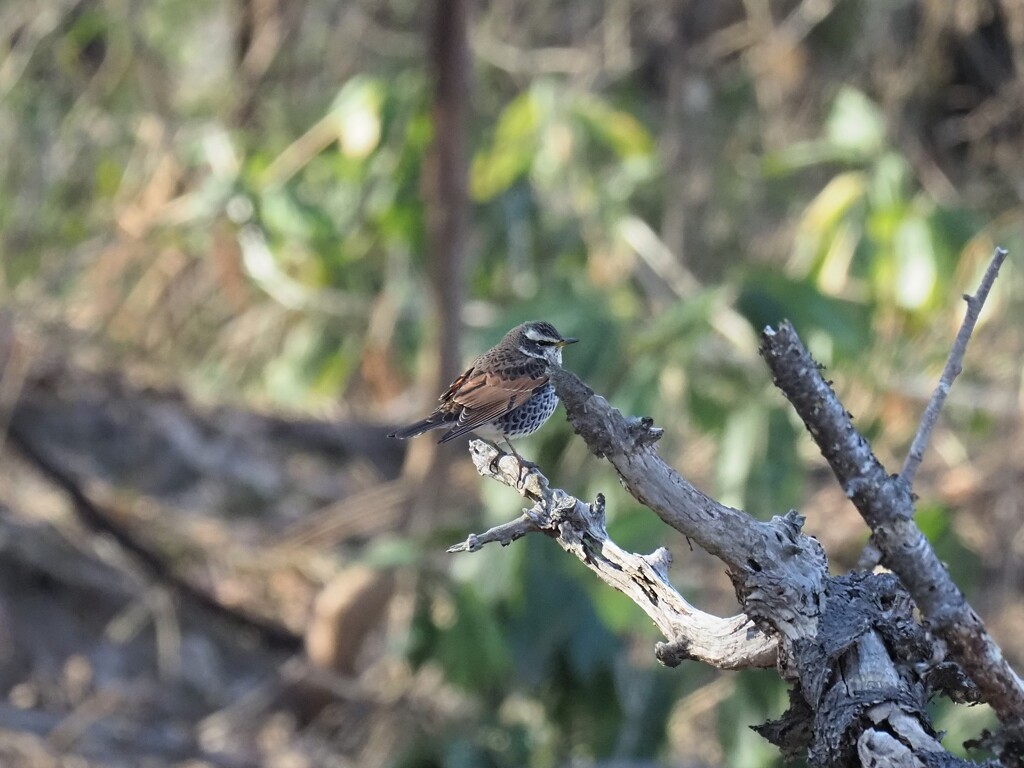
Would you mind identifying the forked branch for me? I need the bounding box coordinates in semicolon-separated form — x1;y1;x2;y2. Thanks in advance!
760;318;1024;729
449;441;778;671
452;248;1021;762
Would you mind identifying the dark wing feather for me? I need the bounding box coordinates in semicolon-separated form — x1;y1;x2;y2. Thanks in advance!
436;357;548;442
439;364;477;402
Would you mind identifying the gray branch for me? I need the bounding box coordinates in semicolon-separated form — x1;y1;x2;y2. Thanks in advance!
860;247;1009;571
449;441;778;671
760;320;1024;731
901;247;1009;486
538;356;1002;763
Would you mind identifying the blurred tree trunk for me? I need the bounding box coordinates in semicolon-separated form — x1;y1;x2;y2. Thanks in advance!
660;0;736;284
403;0;472;489
424;0;470;388
303;0;473;681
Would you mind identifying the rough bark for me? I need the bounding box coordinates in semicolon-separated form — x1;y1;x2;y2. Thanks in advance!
449;442;778;670
760;320;1024;733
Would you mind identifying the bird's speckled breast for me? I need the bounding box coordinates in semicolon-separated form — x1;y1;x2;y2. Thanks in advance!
495;383;558;438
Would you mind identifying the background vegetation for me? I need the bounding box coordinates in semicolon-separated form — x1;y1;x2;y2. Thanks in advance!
1;1;1023;766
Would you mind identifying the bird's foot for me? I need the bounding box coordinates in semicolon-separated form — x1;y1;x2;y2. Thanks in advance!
483;442;518;477
501;442;538;486
482;440;538;488
485;448;503;477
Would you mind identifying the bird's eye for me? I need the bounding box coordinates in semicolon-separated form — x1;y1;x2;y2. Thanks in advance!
537;340;555;346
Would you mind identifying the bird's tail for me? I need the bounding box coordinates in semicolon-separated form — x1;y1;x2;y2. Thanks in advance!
387;416;450;440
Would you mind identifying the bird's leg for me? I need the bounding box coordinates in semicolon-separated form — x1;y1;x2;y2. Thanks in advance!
481;437;536;485
502;438;537;484
485;442;504;476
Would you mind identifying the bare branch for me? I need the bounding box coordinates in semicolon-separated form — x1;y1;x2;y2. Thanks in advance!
760;321;1024;728
545;367;809;578
478;366;986;762
901;247;1009;487
460;429;965;763
857;247;1006;572
450;441;778;671
544;364;848;652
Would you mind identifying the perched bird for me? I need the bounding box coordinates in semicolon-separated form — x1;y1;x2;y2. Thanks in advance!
387;321;577;460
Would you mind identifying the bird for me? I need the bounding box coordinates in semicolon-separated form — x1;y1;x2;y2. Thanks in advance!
387;321;577;462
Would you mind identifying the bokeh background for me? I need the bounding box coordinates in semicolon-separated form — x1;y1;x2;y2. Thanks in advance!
1;0;1024;766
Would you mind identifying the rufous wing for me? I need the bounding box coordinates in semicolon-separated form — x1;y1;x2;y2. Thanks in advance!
437;359;548;442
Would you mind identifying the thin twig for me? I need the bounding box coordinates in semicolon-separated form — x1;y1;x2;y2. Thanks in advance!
900;246;1009;487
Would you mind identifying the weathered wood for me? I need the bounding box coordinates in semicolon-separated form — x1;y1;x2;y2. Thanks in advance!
449;442;778;670
454;347;1004;765
760;320;1024;735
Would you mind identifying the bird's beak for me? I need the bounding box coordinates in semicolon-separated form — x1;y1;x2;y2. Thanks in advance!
557;337;579;347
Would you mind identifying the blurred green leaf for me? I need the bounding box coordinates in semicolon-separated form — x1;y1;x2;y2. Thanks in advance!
634;291;717;353
791;171;867;279
716;403;765;510
573;95;655;158
892;215;937;310
472;90;541;200
260;188;317;242
761;139;858;176
736;270;873;362
870;152;912;210
719;670;790;768
916;503;950;541
746;407;804;516
826;87;886;157
435;583;513;693
508;539;620;688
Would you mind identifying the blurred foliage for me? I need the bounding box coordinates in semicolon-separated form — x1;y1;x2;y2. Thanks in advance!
3;1;1024;767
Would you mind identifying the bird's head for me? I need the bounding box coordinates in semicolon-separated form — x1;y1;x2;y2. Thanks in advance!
513;321;578;365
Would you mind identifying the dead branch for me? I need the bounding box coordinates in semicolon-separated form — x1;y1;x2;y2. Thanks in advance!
435;324;1024;765
448;441;778;671
759;320;1024;733
901;247;1009;487
468;363;985;765
543;363;832;636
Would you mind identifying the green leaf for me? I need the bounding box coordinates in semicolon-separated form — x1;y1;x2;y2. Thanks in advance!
573;95;655;158
826;87;886;157
745;406;804;516
715;403;766;510
736;269;873;362
892;216;936;310
870;151;911;210
260;188;315;240
435;584;512;692
790;171;866;281
471;90;541;200
915;503;949;541
760;139;854;176
507;539;619;688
